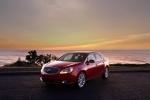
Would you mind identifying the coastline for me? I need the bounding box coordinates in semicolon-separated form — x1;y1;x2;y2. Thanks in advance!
110;63;150;68
1;50;150;66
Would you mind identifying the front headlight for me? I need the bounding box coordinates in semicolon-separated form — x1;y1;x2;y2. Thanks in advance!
41;66;45;74
59;67;73;74
41;64;46;73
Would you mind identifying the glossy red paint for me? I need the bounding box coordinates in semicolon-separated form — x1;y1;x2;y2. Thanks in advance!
40;51;109;86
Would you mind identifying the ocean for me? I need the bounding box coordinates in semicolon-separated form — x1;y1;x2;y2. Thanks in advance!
0;50;150;67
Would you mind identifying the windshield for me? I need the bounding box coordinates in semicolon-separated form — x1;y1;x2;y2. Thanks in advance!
58;53;87;62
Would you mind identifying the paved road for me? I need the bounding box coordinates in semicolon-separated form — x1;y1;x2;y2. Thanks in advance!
0;72;150;100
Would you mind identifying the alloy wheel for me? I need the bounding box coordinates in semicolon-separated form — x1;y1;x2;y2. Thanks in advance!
77;72;86;88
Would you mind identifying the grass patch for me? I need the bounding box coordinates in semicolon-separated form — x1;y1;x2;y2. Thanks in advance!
110;63;150;68
2;60;39;67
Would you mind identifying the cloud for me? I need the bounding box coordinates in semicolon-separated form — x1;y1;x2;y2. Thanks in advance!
93;33;150;49
0;0;150;50
42;43;98;50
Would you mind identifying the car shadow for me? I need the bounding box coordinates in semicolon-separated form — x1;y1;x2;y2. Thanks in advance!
37;77;112;100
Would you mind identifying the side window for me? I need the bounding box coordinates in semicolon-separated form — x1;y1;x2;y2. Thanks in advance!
95;54;103;61
87;54;96;61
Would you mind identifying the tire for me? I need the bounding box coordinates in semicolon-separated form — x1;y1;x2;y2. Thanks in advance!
76;72;86;88
102;67;109;79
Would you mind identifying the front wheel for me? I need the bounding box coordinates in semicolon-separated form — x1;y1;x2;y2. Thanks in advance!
101;67;109;79
76;72;86;88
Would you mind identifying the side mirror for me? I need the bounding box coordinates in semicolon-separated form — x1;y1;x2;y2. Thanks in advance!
85;59;95;65
89;59;95;63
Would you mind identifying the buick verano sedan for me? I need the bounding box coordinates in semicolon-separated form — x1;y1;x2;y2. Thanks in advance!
40;51;109;88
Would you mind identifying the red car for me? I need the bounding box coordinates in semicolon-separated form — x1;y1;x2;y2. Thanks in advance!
40;51;109;88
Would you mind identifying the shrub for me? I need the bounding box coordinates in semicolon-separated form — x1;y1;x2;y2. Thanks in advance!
26;50;57;66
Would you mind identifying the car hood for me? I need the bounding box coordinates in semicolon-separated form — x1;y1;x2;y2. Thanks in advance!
43;61;81;69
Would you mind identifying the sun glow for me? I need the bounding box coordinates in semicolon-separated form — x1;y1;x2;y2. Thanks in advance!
0;0;150;50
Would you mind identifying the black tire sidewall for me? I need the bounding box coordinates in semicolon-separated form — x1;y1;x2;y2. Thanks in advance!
102;67;109;79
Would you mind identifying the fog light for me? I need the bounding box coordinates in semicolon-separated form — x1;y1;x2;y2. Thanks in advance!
62;80;67;84
40;77;43;81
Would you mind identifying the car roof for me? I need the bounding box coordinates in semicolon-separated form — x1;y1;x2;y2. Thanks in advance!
69;51;96;54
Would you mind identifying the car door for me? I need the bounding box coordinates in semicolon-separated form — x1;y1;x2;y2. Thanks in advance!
95;53;105;75
86;53;98;79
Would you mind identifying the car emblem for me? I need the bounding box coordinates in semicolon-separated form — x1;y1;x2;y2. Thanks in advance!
47;68;51;72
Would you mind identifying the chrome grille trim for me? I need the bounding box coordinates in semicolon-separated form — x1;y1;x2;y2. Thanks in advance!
43;67;60;75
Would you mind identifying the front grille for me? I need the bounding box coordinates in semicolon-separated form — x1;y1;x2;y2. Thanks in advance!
43;67;60;74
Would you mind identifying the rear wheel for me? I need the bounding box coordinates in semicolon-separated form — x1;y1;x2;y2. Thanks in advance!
76;72;86;88
102;67;109;79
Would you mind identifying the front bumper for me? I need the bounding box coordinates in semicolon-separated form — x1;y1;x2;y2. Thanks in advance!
40;72;76;84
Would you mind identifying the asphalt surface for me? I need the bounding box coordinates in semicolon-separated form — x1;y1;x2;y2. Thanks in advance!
1;67;150;75
0;72;150;100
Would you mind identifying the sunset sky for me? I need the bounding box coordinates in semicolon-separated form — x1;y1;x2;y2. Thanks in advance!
0;0;150;50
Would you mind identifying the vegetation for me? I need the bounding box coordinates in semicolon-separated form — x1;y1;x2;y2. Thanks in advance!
3;50;57;67
26;50;57;66
110;63;150;68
